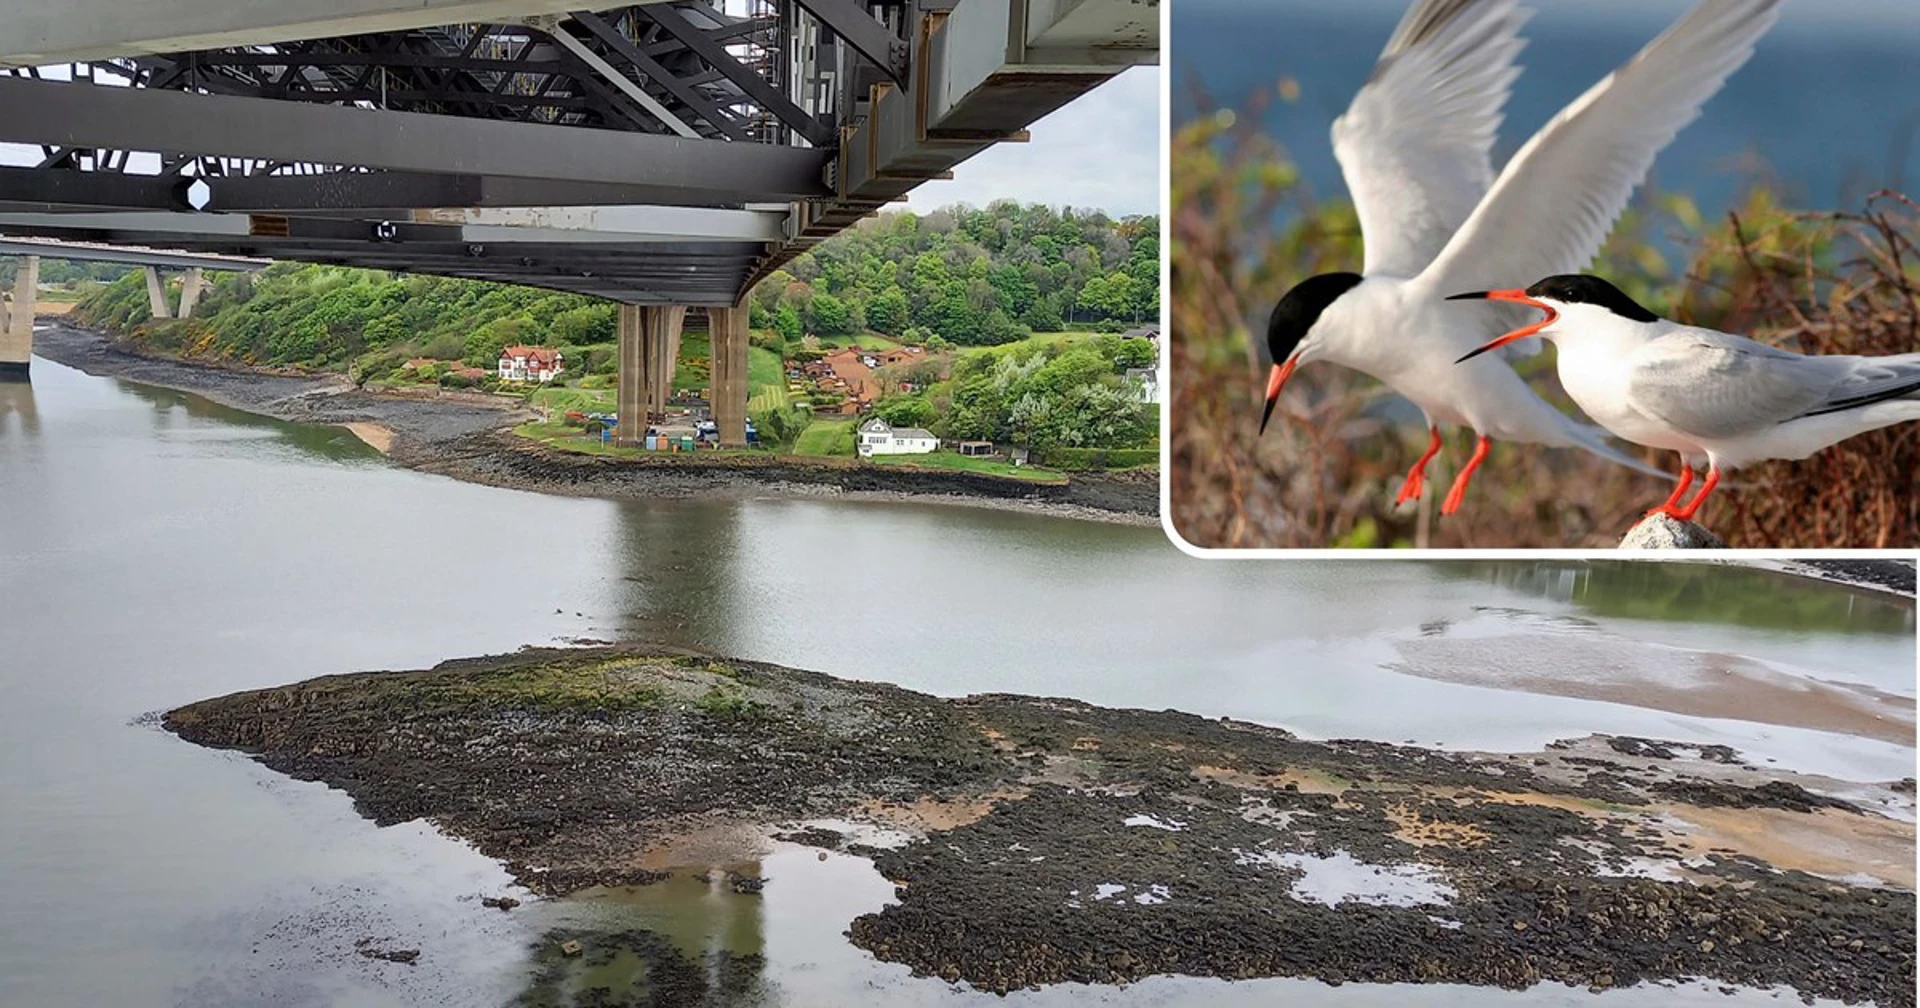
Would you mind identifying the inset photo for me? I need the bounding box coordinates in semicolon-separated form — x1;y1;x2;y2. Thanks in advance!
1169;0;1920;549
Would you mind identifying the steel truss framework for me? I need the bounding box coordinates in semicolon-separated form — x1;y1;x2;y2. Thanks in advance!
0;0;1154;304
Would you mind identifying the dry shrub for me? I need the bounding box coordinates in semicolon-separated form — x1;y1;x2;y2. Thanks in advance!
1169;102;1920;549
1678;194;1920;547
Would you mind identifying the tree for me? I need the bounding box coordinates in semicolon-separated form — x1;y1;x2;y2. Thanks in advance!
867;288;910;335
1021;293;1064;333
550;303;615;345
812;292;852;335
774;304;803;342
1100;336;1157;370
873;394;935;427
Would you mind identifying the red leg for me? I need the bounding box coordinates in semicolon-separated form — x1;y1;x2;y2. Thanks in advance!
1645;465;1720;522
1397;426;1444;505
1647;463;1695;516
1440;434;1492;516
1673;466;1721;522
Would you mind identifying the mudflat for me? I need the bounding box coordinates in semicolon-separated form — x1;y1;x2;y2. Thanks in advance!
30;324;1157;523
164;647;1915;1005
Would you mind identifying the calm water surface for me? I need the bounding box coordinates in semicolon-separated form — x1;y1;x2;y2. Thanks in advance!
0;358;1910;1007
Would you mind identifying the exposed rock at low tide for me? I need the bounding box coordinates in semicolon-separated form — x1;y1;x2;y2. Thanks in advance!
164;647;1915;1005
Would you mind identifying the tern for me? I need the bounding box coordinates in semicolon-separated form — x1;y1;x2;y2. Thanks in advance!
1257;0;1781;515
1452;275;1920;521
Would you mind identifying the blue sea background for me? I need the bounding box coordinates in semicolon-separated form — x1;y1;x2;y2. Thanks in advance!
1171;0;1920;219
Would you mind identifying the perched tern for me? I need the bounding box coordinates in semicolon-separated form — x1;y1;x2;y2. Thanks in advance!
1452;275;1920;521
1257;0;1781;515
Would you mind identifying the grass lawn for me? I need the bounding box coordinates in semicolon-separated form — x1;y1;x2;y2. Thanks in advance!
869;451;1066;483
813;332;905;351
513;420;640;457
747;345;783;397
955;331;1087;359
528;386;617;414
792;419;856;457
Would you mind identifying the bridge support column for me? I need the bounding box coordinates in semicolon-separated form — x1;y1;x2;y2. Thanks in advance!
708;304;748;448
143;265;171;319
615;304;686;444
616;304;646;443
176;268;206;319
646;306;681;419
0;255;36;380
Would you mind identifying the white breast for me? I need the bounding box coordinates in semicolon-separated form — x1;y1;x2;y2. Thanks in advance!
1552;319;1703;455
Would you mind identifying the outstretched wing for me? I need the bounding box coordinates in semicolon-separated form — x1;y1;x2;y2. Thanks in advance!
1333;0;1528;279
1416;0;1781;296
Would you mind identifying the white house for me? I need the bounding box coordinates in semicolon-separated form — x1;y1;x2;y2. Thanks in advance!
1125;366;1160;404
498;345;564;383
857;418;939;457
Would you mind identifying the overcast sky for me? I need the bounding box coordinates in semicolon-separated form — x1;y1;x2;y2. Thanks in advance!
905;65;1160;217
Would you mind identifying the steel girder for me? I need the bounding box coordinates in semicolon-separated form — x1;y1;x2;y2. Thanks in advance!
0;1;1156;305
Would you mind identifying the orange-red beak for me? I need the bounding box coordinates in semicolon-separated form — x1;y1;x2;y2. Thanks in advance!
1258;358;1298;435
1448;289;1559;363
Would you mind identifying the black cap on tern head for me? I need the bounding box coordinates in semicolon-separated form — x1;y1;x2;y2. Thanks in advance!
1258;272;1362;435
1522;275;1659;323
1267;272;1363;366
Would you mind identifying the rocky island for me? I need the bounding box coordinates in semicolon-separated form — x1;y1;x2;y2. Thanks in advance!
164;647;1916;1006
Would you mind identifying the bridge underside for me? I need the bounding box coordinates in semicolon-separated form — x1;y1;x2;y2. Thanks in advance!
0;0;1155;436
0;0;1154;305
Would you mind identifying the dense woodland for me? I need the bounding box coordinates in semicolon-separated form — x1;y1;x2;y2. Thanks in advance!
66;201;1160;463
72;202;1158;374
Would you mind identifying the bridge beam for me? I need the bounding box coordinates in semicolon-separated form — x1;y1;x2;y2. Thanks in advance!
1;254;35;379
0;237;268;272
0;77;832;203
708;305;749;448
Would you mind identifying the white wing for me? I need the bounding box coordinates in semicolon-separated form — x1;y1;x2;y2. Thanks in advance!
1416;0;1781;296
1625;331;1827;439
1623;330;1920;440
1333;0;1529;280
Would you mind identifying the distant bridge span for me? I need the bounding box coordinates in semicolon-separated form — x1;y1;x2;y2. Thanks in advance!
0;239;269;378
0;0;1158;438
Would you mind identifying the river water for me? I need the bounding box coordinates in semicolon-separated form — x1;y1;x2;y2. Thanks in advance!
0;356;1911;1007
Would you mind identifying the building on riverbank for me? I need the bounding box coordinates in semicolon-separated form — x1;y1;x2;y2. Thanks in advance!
857;418;938;457
498;346;564;384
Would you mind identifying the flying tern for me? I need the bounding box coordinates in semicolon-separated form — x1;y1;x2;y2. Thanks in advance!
1451;274;1920;521
1257;0;1781;515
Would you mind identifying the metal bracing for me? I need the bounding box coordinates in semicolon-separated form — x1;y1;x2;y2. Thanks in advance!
0;77;831;202
630;3;835;147
566;11;749;142
790;0;908;87
0;0;1153;305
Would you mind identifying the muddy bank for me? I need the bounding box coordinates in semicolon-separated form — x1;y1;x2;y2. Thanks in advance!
1781;560;1917;597
31;324;1157;522
164;647;1915;1005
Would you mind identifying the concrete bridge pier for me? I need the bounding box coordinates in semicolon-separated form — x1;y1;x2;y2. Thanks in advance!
143;265;208;320
615;304;686;443
176;268;206;318
1;254;38;380
708;305;748;448
144;265;171;319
